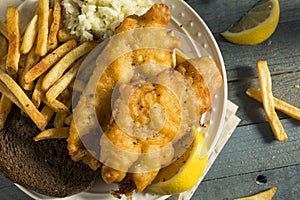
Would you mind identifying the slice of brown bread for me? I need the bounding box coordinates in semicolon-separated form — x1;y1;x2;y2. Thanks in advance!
0;106;101;198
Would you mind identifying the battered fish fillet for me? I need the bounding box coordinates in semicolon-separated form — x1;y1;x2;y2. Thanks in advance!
67;4;179;173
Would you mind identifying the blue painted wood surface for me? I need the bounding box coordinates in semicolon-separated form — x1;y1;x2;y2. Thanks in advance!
0;0;299;199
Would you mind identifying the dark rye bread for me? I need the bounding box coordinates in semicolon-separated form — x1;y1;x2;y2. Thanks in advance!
0;106;101;197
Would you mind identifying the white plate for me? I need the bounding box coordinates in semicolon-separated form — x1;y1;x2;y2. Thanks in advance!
2;0;227;199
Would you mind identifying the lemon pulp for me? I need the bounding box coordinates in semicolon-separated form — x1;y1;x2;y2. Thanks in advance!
221;0;280;45
148;128;208;194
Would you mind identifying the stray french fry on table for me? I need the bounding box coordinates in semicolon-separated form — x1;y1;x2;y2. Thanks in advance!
246;87;300;121
257;60;288;142
235;187;277;200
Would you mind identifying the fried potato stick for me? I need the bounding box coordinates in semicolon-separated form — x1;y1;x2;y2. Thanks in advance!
0;81;23;110
20;14;38;54
0;34;8;58
58;29;77;42
0;70;47;130
257;60;288;142
41;105;55;123
45;56;83;102
36;0;49;56
32;74;45;108
54;97;72;128
48;0;62;52
0;19;8;39
20;45;41;90
42;97;70;114
42;41;97;91
246;87;300;121
235;187;277;200
25;39;77;83
0;95;13;130
34;127;70;141
64;113;73;126
6;7;20;75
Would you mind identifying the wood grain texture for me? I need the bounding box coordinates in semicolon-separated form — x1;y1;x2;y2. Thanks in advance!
229;71;300;126
193;165;300;200
203;118;300;180
0;0;299;199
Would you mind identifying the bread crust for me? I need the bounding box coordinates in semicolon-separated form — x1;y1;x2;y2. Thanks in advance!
0;106;101;197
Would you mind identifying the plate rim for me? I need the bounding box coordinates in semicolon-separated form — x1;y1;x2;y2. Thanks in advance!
2;0;228;199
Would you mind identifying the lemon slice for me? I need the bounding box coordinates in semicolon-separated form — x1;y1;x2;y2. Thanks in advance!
148;128;208;194
221;0;280;45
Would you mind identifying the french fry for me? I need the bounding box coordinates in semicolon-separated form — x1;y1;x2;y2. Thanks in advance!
257;60;288;142
32;74;45;108
48;0;62;52
45;56;83;102
41;105;55;123
58;28;77;42
235;187;277;200
20;45;41;90
6;7;20;75
0;34;8;58
246;87;300;121
17;54;27;84
0;81;23;111
36;0;49;56
0;95;13;130
20;14;38;54
0;70;47;131
42;41;97;91
42;97;70;114
0;19;8;39
24;39;77;83
34;127;70;141
54;97;72;128
64;114;73;126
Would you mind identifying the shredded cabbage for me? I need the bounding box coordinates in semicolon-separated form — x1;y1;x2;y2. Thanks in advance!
62;0;154;41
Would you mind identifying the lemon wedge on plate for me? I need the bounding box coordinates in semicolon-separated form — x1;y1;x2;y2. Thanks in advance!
221;0;280;45
148;127;208;195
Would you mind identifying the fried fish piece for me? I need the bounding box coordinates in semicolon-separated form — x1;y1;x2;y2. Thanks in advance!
67;4;178;172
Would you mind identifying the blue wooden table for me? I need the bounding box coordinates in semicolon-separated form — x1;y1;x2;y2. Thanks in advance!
0;0;299;199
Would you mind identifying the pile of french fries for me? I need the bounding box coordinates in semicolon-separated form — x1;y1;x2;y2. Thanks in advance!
0;0;98;140
246;60;300;142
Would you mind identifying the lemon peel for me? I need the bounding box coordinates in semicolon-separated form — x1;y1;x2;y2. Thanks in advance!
148;127;208;194
221;0;280;45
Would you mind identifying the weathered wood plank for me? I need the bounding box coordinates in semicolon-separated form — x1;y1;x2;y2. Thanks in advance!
216;20;300;81
229;70;300;126
202;118;300;181
186;0;300;33
186;0;300;81
0;176;32;200
192;164;300;200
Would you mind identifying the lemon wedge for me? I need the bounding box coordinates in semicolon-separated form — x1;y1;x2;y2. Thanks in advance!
148;127;208;194
221;0;280;45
